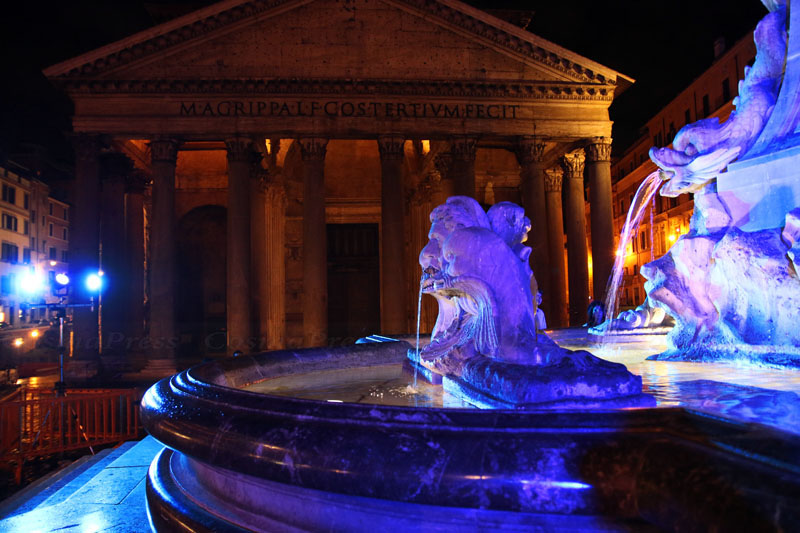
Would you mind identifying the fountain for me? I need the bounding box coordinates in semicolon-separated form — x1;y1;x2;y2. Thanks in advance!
141;1;800;530
407;196;648;408
644;0;800;367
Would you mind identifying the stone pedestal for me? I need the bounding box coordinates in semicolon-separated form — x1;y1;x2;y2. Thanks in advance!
562;150;589;326
515;137;551;321
71;134;103;360
378;135;407;335
586;138;614;303
450;137;477;198
149;138;180;357
299;138;329;347
544;168;568;328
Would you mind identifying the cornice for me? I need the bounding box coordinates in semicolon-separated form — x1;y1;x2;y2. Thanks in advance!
44;0;630;93
54;78;614;102
398;0;615;86
45;0;300;79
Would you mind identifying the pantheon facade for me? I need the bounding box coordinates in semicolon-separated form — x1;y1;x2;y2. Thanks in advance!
45;0;631;357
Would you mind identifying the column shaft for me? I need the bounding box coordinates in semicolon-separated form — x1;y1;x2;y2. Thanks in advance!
99;153;129;354
449;137;477;198
264;180;287;349
587;139;615;302
562;150;589;326
125;173;147;345
515;138;552;322
250;170;266;350
299;138;329;347
149;138;180;356
433;152;454;204
378;135;407;334
544;168;568;328
70;135;102;360
225;138;255;352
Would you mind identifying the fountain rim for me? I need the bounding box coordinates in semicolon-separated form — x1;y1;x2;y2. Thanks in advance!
149;341;667;429
140;340;800;527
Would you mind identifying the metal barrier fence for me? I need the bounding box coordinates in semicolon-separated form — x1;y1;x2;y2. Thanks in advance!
0;388;143;484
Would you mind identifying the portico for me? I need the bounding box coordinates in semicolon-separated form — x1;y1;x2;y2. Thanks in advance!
45;0;630;357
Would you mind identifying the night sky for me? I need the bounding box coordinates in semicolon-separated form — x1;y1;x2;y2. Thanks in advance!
0;0;767;168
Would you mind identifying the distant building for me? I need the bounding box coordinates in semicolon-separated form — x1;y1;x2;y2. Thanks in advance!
609;29;757;310
0;160;70;326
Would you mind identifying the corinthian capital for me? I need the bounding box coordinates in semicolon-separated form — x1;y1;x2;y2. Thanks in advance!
298;137;329;162
561;149;585;179
225;137;257;164
434;151;453;177
514;136;546;166
125;170;150;194
72;133;103;164
377;135;406;161
149;138;181;164
544;168;563;193
449;136;477;161
585;137;612;162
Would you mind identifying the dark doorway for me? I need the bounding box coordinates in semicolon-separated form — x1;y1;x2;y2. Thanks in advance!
176;205;227;356
327;223;380;344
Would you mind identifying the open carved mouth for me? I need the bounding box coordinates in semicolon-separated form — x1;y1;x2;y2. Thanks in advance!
419;269;497;363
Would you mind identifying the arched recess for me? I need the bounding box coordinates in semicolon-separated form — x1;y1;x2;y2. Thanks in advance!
175;205;227;356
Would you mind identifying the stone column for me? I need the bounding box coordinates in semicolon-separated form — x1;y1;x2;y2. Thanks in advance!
225;138;256;352
586;138;614;303
70;134;103;360
377;135;407;335
149;138;180;357
263;172;287;350
515;137;551;320
99;152;131;355
449;137;477;198
125;170;148;346
250;160;267;351
409;171;439;333
433;152;454;204
298;137;329;347
562;150;589;326
544;168;568;328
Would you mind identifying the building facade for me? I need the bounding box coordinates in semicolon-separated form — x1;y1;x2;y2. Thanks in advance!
45;0;633;357
0;160;70;326
609;30;757;311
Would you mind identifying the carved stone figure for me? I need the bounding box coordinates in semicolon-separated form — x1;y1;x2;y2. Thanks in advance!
415;196;645;407
640;1;800;367
650;2;787;196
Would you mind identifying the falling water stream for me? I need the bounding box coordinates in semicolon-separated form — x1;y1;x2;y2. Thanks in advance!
413;276;424;388
603;170;665;332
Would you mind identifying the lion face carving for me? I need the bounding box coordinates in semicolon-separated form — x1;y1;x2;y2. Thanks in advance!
418;197;556;376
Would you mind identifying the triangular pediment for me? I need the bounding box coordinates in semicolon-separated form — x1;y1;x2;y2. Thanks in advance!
45;0;631;94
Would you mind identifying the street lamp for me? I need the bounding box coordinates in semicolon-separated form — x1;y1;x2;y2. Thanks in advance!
85;273;103;293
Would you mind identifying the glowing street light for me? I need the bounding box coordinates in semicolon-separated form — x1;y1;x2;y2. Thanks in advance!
85;272;104;293
13;338;23;348
55;273;69;286
19;272;44;295
30;329;39;339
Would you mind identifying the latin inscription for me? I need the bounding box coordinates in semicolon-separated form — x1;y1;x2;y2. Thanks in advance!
179;100;520;119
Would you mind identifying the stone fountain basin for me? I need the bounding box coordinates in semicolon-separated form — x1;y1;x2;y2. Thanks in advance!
141;341;800;532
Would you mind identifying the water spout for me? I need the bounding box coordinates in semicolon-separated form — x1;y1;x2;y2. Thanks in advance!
414;274;424;388
603;171;664;334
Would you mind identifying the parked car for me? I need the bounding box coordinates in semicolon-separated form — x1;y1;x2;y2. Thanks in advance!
0;322;10;330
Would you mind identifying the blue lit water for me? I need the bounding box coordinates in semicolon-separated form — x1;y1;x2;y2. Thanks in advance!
251;329;800;434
